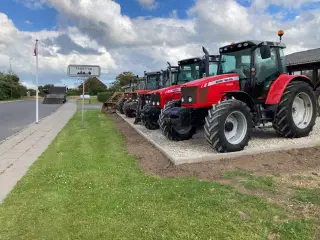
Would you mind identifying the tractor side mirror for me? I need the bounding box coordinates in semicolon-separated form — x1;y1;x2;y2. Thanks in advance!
260;45;271;59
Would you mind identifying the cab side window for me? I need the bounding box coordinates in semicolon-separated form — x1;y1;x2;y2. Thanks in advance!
209;62;218;76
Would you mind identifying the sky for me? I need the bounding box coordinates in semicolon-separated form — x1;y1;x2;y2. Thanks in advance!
0;0;320;89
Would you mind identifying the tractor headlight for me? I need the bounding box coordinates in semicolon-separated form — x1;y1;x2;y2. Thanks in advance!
181;97;184;102
152;101;155;105
188;97;192;103
156;101;160;106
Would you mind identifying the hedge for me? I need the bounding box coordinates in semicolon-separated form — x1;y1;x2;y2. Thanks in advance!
97;92;114;103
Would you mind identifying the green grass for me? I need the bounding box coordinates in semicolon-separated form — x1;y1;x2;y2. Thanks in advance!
292;188;320;205
0;111;317;240
76;96;99;105
224;170;277;193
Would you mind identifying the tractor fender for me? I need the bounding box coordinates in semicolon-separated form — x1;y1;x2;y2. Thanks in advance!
265;75;314;104
222;91;255;111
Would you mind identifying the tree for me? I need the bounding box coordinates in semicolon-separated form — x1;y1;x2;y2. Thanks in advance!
115;72;139;87
0;72;27;100
78;77;107;95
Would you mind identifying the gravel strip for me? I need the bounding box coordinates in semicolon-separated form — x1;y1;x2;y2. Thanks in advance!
119;113;320;163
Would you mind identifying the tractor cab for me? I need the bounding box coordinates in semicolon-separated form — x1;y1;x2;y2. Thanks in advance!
162;63;179;88
218;40;286;100
177;49;220;85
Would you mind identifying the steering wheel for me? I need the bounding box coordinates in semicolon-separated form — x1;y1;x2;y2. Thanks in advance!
239;64;250;74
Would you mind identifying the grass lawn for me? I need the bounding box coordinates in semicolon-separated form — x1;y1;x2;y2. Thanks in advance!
0;111;317;240
76;96;99;105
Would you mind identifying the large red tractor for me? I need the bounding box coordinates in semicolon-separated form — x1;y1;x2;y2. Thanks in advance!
160;31;317;152
141;47;220;130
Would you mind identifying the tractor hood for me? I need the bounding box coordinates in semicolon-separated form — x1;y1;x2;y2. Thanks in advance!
136;89;151;94
181;73;239;89
160;84;182;95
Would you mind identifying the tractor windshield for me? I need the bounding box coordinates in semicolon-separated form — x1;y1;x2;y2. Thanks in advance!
146;75;159;90
219;48;251;80
177;63;200;84
137;80;145;90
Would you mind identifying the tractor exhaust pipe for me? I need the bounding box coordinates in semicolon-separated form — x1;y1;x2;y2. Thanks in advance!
202;46;210;77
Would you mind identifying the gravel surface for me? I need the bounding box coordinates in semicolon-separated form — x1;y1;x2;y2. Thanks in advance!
119;114;320;160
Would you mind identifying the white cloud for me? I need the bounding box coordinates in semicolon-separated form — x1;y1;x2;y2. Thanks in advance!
137;0;158;10
1;0;320;88
24;20;32;25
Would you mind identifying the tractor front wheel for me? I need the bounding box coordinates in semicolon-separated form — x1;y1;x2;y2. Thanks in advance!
273;81;316;137
158;100;196;141
116;99;125;114
204;99;253;153
123;100;136;118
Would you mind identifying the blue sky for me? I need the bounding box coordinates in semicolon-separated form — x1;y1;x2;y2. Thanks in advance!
0;0;319;88
3;0;317;32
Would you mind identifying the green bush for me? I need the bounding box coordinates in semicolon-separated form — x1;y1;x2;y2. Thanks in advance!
97;92;113;103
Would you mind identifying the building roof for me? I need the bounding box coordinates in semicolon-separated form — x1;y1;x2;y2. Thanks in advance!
286;48;320;66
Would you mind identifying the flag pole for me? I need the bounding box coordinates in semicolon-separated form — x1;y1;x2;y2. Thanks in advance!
35;39;39;124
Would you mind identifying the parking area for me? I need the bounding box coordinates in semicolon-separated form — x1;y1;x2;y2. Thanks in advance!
117;113;320;165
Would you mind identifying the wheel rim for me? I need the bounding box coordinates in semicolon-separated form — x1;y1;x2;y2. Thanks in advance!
173;125;192;135
224;111;247;145
292;92;313;129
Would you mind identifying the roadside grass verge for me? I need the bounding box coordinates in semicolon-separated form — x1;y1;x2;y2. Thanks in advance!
0;111;317;240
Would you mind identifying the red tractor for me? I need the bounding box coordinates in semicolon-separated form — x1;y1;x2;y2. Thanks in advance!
140;62;179;129
141;47;220;130
160;31;317;152
133;71;162;124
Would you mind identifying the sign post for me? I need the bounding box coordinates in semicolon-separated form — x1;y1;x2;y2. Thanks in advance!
67;65;101;128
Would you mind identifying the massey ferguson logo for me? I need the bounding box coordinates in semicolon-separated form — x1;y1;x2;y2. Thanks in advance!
201;76;239;88
166;88;181;93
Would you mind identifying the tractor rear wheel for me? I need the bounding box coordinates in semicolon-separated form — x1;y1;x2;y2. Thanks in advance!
204;99;253;153
273;81;316;137
158;100;196;141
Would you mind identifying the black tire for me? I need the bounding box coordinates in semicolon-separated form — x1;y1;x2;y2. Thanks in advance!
134;98;143;124
158;100;196;141
142;115;159;130
204;99;253;153
123;100;136;118
273;81;316;138
315;87;320;117
116;99;125;114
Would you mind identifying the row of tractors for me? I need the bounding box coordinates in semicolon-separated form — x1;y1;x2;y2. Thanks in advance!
104;31;320;153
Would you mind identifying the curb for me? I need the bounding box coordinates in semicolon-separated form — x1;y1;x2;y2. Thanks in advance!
116;112;320;165
116;112;179;164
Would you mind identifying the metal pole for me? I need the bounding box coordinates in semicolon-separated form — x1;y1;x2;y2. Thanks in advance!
82;77;85;128
35;40;39;124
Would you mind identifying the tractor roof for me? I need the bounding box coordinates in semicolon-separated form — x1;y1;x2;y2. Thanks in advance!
178;55;220;65
145;71;161;76
219;40;286;54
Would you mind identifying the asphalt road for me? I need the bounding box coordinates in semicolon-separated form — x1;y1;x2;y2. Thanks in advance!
0;100;62;142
